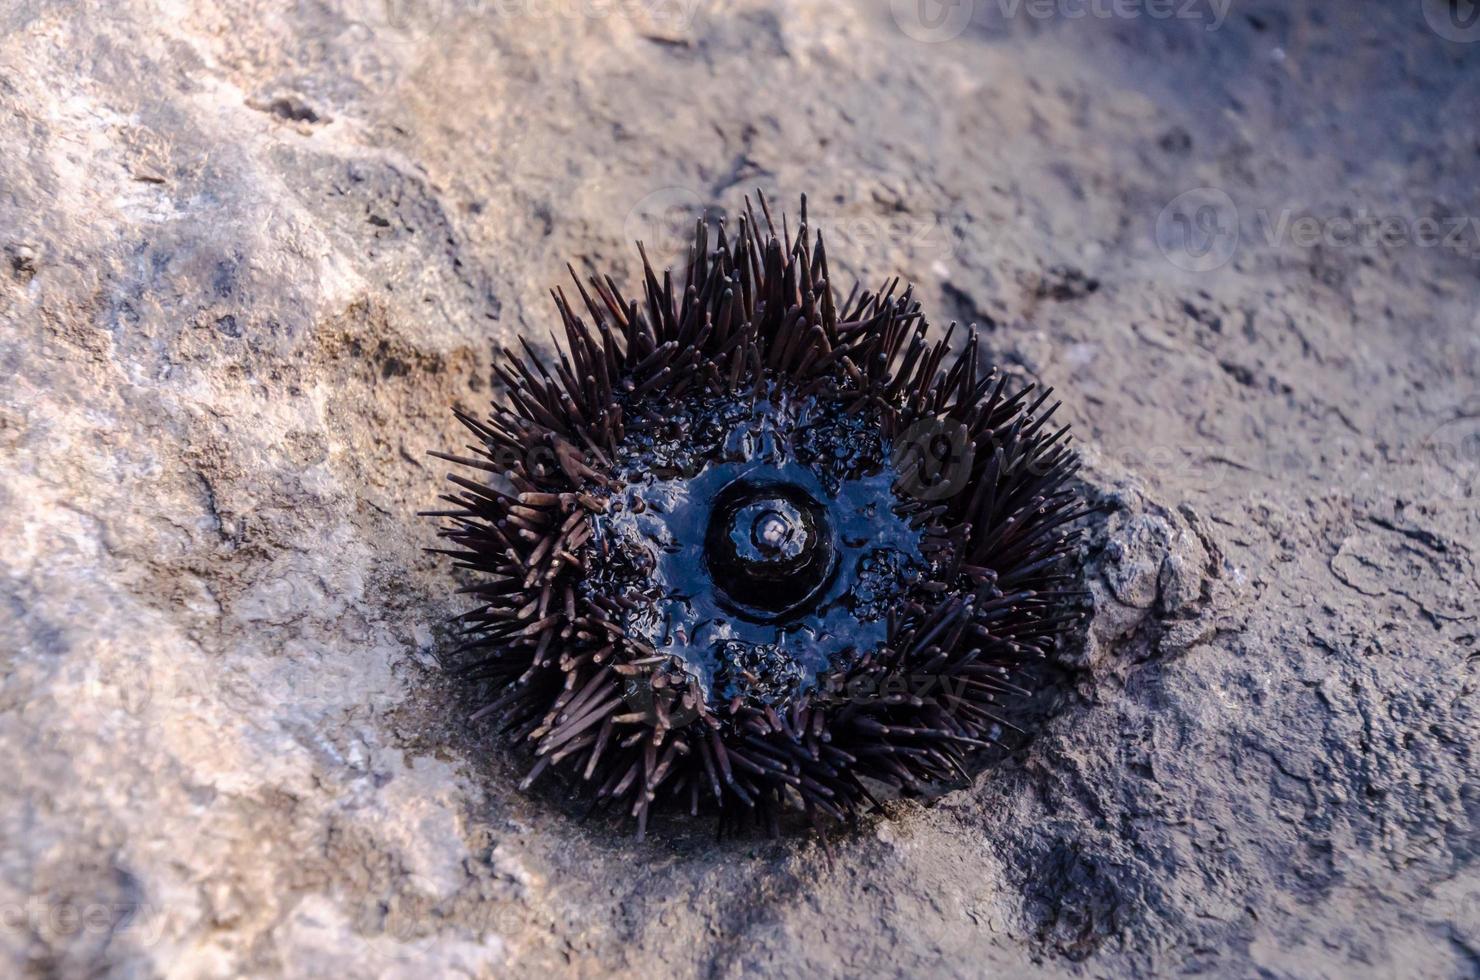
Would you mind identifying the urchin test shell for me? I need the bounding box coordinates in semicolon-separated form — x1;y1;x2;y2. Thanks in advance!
428;195;1086;838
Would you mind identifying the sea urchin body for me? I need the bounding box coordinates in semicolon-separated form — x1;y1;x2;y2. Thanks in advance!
429;196;1086;837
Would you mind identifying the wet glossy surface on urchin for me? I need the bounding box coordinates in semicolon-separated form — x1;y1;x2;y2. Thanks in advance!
586;389;932;706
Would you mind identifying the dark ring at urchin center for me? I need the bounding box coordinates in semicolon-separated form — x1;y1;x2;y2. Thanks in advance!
704;478;836;620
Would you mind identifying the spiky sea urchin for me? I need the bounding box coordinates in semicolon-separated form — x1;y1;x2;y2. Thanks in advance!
429;195;1086;838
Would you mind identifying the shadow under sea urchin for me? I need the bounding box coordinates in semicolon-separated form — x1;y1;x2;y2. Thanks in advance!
427;194;1089;839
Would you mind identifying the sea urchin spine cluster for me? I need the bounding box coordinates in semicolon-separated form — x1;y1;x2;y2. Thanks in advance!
429;195;1086;837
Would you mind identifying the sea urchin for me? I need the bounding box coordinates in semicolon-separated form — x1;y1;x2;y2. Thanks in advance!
429;195;1086;837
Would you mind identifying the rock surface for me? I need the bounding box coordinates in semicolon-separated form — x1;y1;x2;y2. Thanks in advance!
1;2;1476;977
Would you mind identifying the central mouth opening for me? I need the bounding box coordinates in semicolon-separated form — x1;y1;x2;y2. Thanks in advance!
703;478;836;620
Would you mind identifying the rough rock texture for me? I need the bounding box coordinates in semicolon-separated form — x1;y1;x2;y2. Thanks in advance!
1;2;1476;977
